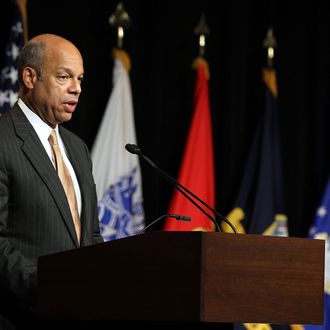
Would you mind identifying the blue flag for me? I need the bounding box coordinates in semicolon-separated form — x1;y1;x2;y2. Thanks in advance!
226;68;290;330
225;68;288;238
0;1;24;115
303;177;330;330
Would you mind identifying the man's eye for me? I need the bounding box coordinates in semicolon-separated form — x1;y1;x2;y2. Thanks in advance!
58;75;68;80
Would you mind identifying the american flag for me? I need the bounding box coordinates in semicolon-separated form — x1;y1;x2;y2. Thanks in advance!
302;176;330;330
0;3;24;115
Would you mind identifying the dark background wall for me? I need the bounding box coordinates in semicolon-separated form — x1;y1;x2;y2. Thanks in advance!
2;0;330;237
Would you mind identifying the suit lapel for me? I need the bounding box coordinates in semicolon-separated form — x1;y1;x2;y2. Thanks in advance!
11;105;79;246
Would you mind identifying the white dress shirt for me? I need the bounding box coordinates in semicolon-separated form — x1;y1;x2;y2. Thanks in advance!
18;98;82;216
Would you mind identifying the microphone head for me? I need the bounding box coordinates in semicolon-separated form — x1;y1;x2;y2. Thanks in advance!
125;143;141;155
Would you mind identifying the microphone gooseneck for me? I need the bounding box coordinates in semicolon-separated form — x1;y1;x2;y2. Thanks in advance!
125;143;237;233
138;213;191;233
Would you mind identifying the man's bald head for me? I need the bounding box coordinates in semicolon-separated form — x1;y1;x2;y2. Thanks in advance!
17;34;84;127
17;34;82;88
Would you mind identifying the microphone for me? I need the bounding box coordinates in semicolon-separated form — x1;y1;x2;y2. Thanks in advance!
125;143;141;155
138;214;191;233
125;143;237;233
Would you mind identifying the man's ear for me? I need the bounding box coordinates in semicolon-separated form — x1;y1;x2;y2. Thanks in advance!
22;67;37;89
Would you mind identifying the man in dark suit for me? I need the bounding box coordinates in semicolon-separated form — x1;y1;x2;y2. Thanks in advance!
0;34;104;329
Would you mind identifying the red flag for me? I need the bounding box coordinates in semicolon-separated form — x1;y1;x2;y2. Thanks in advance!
163;58;215;231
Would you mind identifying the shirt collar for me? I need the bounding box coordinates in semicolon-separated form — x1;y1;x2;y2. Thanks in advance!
18;98;59;140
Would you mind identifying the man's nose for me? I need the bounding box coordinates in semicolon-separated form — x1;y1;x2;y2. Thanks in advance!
69;78;81;94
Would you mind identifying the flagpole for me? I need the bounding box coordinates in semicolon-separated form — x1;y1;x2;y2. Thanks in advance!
194;13;210;58
91;2;145;240
262;26;277;69
163;14;239;233
109;1;131;49
262;27;278;99
17;0;28;43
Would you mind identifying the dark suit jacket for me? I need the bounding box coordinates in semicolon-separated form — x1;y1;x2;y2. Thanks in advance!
0;104;104;326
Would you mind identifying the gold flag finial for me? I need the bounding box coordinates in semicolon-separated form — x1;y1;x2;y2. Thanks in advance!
194;13;210;58
262;26;277;68
109;1;131;49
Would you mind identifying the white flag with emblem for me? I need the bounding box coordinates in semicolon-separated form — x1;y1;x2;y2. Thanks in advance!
91;49;145;241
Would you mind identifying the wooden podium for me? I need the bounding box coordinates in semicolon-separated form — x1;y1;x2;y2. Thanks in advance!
37;232;324;325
